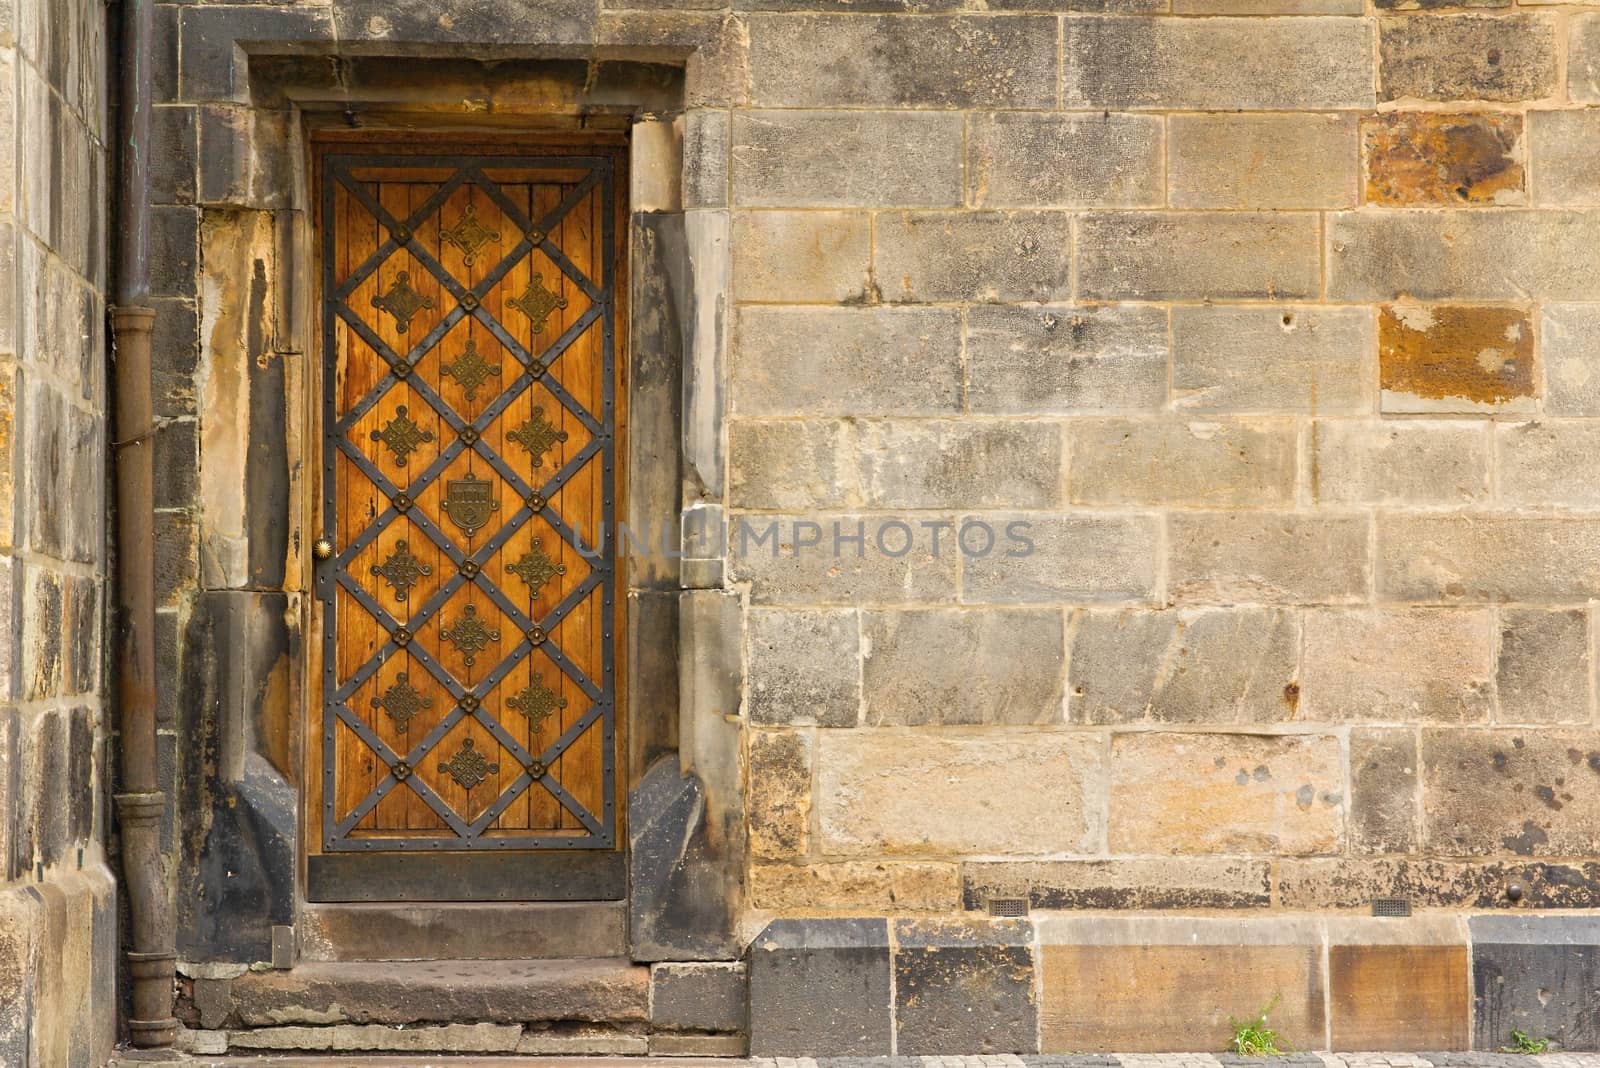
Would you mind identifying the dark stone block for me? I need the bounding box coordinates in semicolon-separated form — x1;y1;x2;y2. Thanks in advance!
34;711;66;869
62;576;99;698
963;859;1271;911
749;918;892;1056
246;348;290;590
154;509;197;610
67;707;94;843
155;609;181;728
176;591;298;962
152;5;182;103
178;6;334;102
4;712;32;880
20;565;64;703
154;417;198;511
331;0;597;48
1471;916;1600;1051
629;757;741;962
150;105;197;205
893;918;1037;1055
148;206;198;299
651;962;746;1032
151;296;200;419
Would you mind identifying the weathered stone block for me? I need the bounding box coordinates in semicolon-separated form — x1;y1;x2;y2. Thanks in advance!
1350;728;1420;855
747;608;860;728
650;962;746;1033
1177;0;1360;9
748;15;1057;109
855;420;1061;509
1108;733;1345;855
960;513;1159;604
1545;305;1600;415
1068;418;1296;507
748;729;811;860
967;112;1162;208
750;861;960;912
1574;14;1600;104
1423;729;1600;856
966;304;1168;415
1170;113;1358;209
816;731;1101;856
731;306;961;416
1379;304;1535;414
1279;857;1600;910
893;919;1037;1055
1037;916;1327;1053
1498;422;1600;507
1497;609;1590;725
682;109;727;209
748;918;892;1056
1069;607;1300;725
1530;110;1600;207
1363;111;1524;207
726;419;851;511
875;211;1072;303
730;111;961;208
1311;420;1490;505
331;0;594;47
1328;924;1470;1050
963;858;1272;911
1063;16;1375;109
861;608;1064;726
1330;210;1600;301
178;6;334;102
1300;608;1495;723
1167;512;1371;604
729;513;960;606
1472;916;1600;1052
1174;306;1371;414
732;211;870;303
1377;514;1600;602
1380;14;1558;103
150;105;196;206
1078;212;1320;301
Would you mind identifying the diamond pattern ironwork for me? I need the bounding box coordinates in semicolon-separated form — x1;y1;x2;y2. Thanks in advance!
441;339;502;402
321;153;618;855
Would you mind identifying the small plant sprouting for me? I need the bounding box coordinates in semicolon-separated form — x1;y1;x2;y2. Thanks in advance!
1504;1029;1552;1055
1230;994;1287;1057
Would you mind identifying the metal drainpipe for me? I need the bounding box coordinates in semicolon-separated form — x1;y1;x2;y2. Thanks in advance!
110;0;178;1048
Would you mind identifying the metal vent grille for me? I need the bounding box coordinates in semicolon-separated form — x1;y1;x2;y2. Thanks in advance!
987;897;1030;918
1371;897;1412;917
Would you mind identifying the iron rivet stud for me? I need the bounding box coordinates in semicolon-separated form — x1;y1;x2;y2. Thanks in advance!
392;360;411;379
460;694;480;712
527;760;547;778
392;226;412;245
460;292;480;311
392;761;412;781
528;627;547;645
392;627;413;647
1507;882;1526;903
526;228;546;245
461;560;480;578
527;493;546;511
393;493;414;514
460;427;480;445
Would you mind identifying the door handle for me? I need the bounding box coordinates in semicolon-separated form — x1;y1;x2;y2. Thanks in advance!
313;538;335;562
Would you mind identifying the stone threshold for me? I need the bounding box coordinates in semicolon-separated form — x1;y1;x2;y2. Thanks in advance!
108;1054;1600;1068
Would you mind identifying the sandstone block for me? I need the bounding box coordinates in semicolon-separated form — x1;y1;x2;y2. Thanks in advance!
1329;942;1470;1050
1380;14;1558;102
729;513;959;606
1350;728;1420;855
1170;113;1358;209
748;918;891;1057
1497;608;1591;725
1311;420;1490;505
1376;0;1505;7
1063;16;1375;110
1300;608;1496;723
1498;422;1600;507
1068;607;1301;726
1068;418;1296;507
750;861;960;912
966;304;1167;415
1176;0;1361;12
962;857;1272;911
861;608;1065;726
960;513;1160;604
650;962;746;1033
893;920;1037;1055
1574;14;1600;104
1531;110;1600;206
1379;304;1535;414
855;420;1061;509
1421;729;1600;856
875;211;1071;303
967;112;1162;208
730;110;961;208
748;608;860;728
748;729;811;860
682;109;727;209
732;211;871;303
732;306;962;416
1377;514;1600;602
1108;732;1345;855
816;730;1102;856
1544;305;1600;415
516;1029;648;1056
1078;212;1320;301
1173;306;1372;415
1472;916;1600;1053
1330;210;1600;301
726;419;851;510
1279;857;1600;909
1363;111;1524;206
1167;512;1371;604
748;15;1057;109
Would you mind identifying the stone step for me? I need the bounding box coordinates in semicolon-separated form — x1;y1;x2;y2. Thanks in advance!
225;958;648;1028
298;901;627;961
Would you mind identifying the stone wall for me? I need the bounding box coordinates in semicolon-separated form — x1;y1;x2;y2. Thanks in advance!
0;0;118;1062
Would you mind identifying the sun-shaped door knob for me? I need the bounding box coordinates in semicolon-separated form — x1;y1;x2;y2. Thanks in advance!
312;538;334;562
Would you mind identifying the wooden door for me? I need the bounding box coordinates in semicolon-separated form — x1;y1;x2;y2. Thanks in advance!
308;143;625;902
